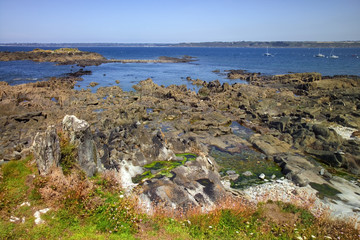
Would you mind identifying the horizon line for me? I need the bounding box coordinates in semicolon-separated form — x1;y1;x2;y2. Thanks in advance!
1;40;360;44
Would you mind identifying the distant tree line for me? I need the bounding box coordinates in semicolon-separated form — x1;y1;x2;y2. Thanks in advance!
1;41;360;48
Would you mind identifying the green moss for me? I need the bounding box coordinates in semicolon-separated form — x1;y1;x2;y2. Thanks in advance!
309;182;341;199
211;146;283;189
132;153;197;183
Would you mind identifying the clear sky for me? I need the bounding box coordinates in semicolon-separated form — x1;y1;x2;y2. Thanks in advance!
0;0;359;43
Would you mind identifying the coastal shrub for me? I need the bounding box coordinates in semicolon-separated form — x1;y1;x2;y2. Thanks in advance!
58;132;77;175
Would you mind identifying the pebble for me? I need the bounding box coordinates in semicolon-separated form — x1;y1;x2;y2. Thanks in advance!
242;171;253;177
10;216;20;222
20;202;31;207
34;208;50;225
258;173;265;180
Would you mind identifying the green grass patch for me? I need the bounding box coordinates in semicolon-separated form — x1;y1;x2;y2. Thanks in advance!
0;157;33;212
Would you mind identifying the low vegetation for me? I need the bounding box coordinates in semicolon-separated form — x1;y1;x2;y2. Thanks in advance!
0;156;359;239
32;48;81;53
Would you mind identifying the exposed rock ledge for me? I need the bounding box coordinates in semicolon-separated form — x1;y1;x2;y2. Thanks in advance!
0;48;196;66
1;71;359;215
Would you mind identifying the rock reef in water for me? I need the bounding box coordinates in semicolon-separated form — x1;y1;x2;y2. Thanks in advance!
1;71;359;215
0;48;197;67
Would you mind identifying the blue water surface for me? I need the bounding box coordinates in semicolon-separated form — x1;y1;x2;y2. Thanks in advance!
0;46;359;91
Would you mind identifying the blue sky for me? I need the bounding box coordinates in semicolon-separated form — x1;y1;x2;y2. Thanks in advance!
0;0;359;43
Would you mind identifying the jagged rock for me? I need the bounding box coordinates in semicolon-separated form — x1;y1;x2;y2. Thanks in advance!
32;125;60;176
139;156;227;211
62;115;101;177
274;154;326;187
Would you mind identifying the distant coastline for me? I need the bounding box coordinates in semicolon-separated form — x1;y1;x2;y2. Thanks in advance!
1;41;360;48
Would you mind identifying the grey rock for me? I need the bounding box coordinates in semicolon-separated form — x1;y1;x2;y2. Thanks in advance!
32;125;60;176
62;115;101;177
259;173;266;180
226;170;236;175
242;171;253;176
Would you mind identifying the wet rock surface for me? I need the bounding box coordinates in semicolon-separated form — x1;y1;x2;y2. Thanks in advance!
1;71;359;213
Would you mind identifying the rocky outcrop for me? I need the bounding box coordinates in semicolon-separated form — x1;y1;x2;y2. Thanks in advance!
0;49;197;67
0;48;106;66
32;125;60;175
2;69;360;214
62;115;101;177
139;155;227;211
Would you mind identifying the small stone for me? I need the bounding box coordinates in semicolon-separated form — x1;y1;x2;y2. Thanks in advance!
10;216;20;222
89;82;99;87
34;208;50;225
259;173;266;180
320;168;325;176
20;202;31;207
242;171;253;177
271;174;276;179
226;170;236;175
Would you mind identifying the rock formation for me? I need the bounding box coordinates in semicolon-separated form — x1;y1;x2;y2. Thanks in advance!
32;125;60;176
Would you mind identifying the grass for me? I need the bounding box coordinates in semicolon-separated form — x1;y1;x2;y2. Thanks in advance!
0;156;359;240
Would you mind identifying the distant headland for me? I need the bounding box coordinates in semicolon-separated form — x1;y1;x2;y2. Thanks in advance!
0;48;196;66
1;41;360;48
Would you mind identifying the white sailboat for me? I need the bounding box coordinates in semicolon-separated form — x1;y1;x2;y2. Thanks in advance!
329;48;339;59
264;47;272;56
315;48;325;58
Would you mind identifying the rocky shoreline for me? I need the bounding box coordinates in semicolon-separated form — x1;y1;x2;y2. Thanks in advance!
0;68;359;219
0;48;196;67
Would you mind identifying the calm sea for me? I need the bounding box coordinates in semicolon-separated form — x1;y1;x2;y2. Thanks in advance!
1;47;359;91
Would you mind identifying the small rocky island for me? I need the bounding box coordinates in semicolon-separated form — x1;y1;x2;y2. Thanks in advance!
0;48;196;66
0;62;359;237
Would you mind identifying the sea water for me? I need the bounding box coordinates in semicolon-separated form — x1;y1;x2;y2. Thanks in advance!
0;47;359;91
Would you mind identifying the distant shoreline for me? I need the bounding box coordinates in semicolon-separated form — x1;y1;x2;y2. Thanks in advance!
1;41;360;48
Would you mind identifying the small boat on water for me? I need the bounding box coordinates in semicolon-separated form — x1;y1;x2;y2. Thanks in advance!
264;47;272;56
314;48;325;58
329;48;339;59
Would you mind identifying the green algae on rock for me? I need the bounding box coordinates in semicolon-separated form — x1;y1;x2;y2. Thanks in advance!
132;153;197;183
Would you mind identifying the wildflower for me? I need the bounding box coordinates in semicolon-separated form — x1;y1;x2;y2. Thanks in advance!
120;194;124;198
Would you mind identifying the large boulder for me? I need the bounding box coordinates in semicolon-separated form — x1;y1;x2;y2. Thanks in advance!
32;125;60;176
62;115;101;177
139;156;227;211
